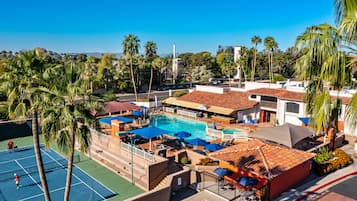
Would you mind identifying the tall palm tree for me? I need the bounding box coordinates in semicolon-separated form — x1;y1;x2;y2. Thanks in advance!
152;57;169;86
251;36;261;81
145;41;158;100
84;56;98;93
0;50;52;201
264;37;278;83
122;34;140;102
295;0;357;149
41;62;98;201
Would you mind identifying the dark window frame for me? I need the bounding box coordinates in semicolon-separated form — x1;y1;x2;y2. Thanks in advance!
286;102;300;114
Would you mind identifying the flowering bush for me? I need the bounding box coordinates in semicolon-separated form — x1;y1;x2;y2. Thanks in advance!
314;148;353;176
197;158;219;166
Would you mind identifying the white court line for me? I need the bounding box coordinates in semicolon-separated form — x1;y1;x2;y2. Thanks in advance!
19;182;83;201
0;155;36;165
53;150;117;195
14;160;43;192
40;149;106;200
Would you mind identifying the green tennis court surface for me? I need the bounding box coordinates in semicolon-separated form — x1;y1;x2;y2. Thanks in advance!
0;146;116;201
0;136;144;201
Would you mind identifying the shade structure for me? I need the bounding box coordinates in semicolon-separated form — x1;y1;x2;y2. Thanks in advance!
250;123;314;148
130;126;170;151
298;117;311;126
132;110;144;116
186;138;208;146
99;116;133;125
174;131;192;139
204;143;224;152
214;168;233;177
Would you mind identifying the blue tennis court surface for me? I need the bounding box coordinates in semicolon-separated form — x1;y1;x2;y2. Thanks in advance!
0;146;116;201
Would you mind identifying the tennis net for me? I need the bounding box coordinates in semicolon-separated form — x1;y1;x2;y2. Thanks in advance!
0;155;80;182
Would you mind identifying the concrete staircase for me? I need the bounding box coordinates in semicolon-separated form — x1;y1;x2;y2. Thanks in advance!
153;175;169;190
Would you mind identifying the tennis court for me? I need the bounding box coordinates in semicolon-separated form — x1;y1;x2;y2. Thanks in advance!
0;145;116;201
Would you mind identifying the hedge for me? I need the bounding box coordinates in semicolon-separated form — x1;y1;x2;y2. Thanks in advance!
314;149;353;176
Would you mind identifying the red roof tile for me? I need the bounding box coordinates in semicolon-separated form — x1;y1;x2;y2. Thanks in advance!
249;88;351;104
93;101;141;116
178;91;258;111
210;139;315;178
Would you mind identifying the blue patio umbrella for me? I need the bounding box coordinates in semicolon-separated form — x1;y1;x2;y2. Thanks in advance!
214;168;233;177
204;143;224;152
298;117;311;126
237;176;258;187
186;138;208;146
130;126;170;150
174;131;192;139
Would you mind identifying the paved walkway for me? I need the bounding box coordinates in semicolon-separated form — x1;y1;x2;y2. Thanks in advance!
276;136;357;201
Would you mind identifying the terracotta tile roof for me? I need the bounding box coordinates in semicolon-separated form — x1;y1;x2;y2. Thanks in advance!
249;88;352;104
249;88;305;102
178;91;258;111
209;139;315;178
93;101;141;116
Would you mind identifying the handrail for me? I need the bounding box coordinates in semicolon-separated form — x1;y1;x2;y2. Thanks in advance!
120;142;155;162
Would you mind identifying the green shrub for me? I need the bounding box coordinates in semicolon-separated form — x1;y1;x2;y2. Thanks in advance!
313;147;333;164
173;90;188;97
0;103;8;120
314;148;352;176
273;74;285;82
180;156;188;165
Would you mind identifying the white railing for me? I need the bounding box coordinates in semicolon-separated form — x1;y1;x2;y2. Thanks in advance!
177;109;197;118
206;127;248;140
206;127;224;139
163;107;175;113
120;142;155;162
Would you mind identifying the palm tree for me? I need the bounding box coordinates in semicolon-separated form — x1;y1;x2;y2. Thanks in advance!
145;41;158;100
41;62;98;201
251;36;261;81
264;37;278;82
97;54;115;91
84;56;98;93
122;34;140;102
295;0;357;149
152;57;169;86
0;50;52;201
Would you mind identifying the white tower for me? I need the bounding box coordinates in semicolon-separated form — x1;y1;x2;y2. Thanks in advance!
172;44;177;84
234;46;242;79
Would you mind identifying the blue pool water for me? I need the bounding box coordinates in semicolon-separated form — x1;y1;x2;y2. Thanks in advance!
149;114;243;140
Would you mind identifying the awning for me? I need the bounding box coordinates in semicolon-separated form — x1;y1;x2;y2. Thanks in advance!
99;116;133;124
163;97;235;115
207;106;235;115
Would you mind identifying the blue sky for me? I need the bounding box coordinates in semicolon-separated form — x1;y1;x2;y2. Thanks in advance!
0;0;335;54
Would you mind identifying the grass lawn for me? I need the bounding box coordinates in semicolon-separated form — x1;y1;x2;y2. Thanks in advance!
0;135;144;201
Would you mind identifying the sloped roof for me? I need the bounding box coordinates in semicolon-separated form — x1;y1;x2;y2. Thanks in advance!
250;123;314;148
249;88;352;104
210;139;315;179
93;101;141;116
177;91;258;111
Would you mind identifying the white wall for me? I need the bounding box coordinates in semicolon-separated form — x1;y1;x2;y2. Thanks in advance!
195;85;228;94
244;82;283;90
277;99;306;126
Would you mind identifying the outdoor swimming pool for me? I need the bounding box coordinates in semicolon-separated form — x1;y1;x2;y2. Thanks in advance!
149;114;243;140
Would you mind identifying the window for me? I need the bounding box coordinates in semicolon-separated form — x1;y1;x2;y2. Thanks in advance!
250;95;257;99
286;102;299;113
261;96;277;102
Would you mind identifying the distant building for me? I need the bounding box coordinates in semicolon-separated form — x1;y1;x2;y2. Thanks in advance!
233;46;242;79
